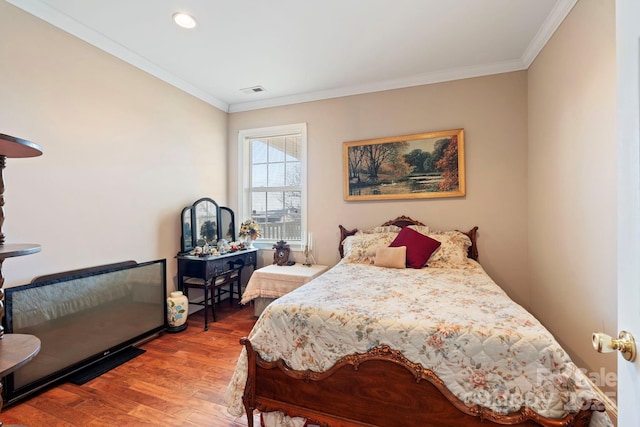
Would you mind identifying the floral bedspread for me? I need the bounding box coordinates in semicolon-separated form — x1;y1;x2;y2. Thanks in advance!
224;261;612;427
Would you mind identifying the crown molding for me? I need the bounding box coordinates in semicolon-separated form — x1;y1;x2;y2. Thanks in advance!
228;59;526;113
521;0;577;67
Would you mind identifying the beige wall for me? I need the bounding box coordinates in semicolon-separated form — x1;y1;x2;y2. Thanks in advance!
0;2;228;288
528;0;616;394
228;72;531;305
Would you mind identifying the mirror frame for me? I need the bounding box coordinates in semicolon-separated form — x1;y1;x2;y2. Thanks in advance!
220;206;236;242
180;206;193;253
179;198;236;254
193;197;219;247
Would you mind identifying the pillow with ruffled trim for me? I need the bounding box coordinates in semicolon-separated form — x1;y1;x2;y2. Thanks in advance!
407;225;430;235
343;232;399;264
426;230;472;267
356;225;401;234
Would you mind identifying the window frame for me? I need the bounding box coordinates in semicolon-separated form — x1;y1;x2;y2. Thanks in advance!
238;123;308;250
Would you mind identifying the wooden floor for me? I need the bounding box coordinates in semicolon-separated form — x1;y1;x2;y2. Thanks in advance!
1;303;261;426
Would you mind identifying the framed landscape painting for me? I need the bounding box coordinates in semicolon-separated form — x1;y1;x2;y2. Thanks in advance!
343;129;465;201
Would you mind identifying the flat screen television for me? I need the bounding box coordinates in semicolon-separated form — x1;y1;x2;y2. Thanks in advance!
2;259;167;406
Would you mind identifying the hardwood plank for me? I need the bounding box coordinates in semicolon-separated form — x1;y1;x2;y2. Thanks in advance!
1;303;258;426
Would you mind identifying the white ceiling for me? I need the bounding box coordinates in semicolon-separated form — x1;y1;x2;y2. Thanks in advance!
8;0;576;113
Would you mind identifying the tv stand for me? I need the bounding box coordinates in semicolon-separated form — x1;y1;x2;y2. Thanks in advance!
67;346;145;385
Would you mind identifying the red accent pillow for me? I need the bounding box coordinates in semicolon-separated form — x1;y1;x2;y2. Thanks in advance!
389;227;441;268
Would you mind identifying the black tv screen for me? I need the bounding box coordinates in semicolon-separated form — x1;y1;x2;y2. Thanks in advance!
2;259;167;405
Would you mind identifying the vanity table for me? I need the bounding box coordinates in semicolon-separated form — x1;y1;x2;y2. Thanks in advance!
176;248;258;293
176;249;257;330
177;197;256;290
176;198;257;328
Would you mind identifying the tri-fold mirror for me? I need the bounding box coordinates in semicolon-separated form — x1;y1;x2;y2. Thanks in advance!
179;198;236;254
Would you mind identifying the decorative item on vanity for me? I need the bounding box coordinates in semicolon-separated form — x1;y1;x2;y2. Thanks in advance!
272;240;290;266
238;219;261;248
303;232;313;266
192;244;219;257
0;133;43;338
166;290;188;332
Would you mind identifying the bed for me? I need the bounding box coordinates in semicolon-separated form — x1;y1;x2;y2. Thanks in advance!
224;216;611;427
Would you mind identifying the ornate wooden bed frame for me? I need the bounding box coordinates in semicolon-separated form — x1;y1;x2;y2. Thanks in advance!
240;216;603;426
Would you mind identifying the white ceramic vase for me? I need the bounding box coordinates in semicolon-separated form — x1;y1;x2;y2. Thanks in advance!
167;290;188;332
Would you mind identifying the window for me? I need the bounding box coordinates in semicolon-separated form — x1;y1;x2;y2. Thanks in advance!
238;123;307;248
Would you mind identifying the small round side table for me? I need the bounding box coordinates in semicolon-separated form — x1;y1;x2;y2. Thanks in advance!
0;334;41;426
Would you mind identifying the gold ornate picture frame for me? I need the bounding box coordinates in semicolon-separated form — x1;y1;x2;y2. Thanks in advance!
343;129;465;201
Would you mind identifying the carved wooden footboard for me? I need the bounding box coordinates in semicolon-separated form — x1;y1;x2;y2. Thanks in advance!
241;339;601;427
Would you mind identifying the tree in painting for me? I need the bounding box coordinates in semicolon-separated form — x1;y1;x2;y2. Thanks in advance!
435;135;459;191
404;149;432;174
401;137;456;190
347;145;367;183
363;141;409;180
348;142;409;183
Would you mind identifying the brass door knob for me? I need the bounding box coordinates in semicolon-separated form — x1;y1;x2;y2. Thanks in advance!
592;330;636;362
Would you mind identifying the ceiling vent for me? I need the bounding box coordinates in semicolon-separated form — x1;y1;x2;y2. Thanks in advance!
240;85;266;94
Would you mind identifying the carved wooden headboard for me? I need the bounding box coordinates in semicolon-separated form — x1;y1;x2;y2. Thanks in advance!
338;215;478;261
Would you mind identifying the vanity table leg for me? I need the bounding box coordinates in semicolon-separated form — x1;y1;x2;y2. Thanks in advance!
177;260;185;292
203;282;210;331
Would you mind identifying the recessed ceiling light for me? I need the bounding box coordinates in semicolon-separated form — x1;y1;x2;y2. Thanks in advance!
172;12;196;29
